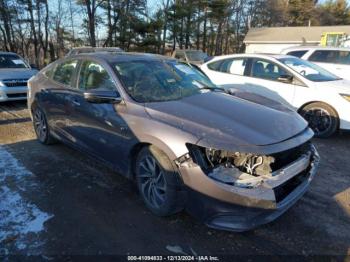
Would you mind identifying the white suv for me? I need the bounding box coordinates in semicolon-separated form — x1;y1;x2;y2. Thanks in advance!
282;46;350;81
201;53;350;138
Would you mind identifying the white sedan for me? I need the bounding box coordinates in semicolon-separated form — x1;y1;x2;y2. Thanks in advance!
200;54;350;138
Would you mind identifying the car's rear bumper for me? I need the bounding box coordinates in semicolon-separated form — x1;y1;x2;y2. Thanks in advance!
0;86;28;102
180;145;319;232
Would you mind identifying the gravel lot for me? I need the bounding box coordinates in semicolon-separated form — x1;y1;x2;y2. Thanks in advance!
0;101;349;259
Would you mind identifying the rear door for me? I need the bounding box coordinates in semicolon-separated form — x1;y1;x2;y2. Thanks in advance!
43;59;79;139
202;57;251;87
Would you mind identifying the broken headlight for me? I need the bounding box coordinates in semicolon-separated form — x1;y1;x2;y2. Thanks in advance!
186;144;275;188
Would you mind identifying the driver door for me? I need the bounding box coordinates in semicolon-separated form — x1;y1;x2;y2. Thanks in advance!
241;58;297;107
68;59;132;171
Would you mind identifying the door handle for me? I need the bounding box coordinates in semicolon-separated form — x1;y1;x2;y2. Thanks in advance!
41;89;49;93
72;100;80;106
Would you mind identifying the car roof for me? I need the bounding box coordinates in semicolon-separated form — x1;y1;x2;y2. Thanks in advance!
0;51;18;55
207;53;293;63
69;52;176;63
175;49;205;52
283;46;350;51
66;47;124;56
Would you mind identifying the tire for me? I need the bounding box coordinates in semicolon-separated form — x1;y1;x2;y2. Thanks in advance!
135;145;185;216
32;106;56;145
300;102;339;138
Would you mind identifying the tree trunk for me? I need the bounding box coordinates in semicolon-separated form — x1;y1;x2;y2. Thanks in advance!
161;0;170;54
0;0;14;51
215;20;223;55
196;2;201;50
68;0;75;46
185;1;192;49
202;7;207;52
27;0;39;67
44;0;50;63
86;0;96;47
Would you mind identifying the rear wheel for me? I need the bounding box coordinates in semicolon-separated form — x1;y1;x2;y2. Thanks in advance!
300;102;339;138
135;145;185;216
32;106;56;144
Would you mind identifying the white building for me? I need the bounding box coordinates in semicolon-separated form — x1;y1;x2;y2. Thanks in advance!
244;25;350;54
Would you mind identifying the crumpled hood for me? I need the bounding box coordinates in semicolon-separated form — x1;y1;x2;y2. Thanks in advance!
0;69;38;81
145;92;308;147
315;79;350;94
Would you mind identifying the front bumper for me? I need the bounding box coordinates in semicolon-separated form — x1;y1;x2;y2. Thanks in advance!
0;86;28;102
179;145;320;232
340;118;350;131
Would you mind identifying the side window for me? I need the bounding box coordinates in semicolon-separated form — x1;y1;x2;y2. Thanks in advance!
287;50;308;58
207;60;223;71
337;51;350;65
207;58;247;76
251;59;290;81
309;50;338;63
44;64;56;79
53;60;78;86
78;60;115;91
228;58;247;75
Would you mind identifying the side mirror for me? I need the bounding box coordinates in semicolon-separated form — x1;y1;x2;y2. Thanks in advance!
277;75;293;83
84;90;122;104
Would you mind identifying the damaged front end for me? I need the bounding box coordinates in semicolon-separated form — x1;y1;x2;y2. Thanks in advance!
175;141;320;231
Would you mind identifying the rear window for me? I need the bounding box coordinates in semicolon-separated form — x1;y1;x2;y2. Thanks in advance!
53;60;78;86
207;58;248;76
44;65;56;78
287;50;308;58
207;60;223;71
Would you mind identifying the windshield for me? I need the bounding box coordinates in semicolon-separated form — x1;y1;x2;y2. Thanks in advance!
278;57;340;82
112;60;217;103
0;54;29;69
185;51;208;61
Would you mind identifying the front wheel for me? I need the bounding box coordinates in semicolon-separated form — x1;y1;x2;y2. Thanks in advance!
135;145;185;216
32;106;56;144
300;102;339;138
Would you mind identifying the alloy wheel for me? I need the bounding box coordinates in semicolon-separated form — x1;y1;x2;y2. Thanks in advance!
303;107;332;136
33;108;48;142
138;155;167;209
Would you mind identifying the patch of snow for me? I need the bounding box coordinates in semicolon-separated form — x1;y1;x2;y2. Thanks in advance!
0;145;53;252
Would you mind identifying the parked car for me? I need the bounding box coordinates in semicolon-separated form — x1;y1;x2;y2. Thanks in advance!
282;46;350;81
0;51;38;102
172;49;211;65
201;53;350;138
66;47;123;56
28;52;319;231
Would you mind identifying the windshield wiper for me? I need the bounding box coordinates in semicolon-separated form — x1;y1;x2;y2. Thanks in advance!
199;86;226;92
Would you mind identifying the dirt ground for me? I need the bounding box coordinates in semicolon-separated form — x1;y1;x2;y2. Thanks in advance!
0;101;349;260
